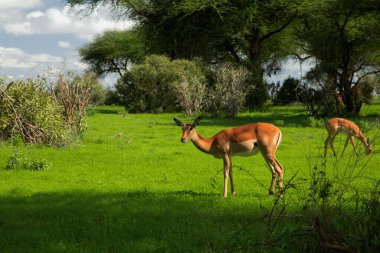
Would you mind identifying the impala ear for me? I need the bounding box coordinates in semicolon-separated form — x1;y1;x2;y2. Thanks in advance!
193;117;201;126
173;118;184;127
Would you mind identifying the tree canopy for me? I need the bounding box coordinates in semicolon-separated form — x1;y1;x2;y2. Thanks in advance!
68;0;380;115
79;29;145;78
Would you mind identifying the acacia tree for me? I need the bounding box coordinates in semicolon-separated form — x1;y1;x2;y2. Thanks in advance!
298;0;380;116
67;0;300;108
79;29;145;78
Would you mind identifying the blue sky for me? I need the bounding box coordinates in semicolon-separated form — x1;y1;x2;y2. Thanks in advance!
0;0;132;86
0;0;308;87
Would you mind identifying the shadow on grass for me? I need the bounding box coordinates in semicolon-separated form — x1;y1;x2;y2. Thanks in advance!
95;108;120;114
0;190;268;253
172;113;380;128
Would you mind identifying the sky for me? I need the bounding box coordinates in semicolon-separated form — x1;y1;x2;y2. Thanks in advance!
0;0;133;87
0;0;309;87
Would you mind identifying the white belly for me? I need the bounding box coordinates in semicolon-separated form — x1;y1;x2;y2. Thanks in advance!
230;139;259;157
233;148;260;157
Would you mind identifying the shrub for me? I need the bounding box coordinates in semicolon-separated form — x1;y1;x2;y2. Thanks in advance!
121;55;207;114
307;116;325;128
174;60;207;116
0;78;69;146
274;77;303;105
207;63;249;117
53;71;105;133
5;150;51;171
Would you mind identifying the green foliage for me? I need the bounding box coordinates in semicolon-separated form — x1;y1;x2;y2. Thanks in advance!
5;149;51;171
0;78;69;146
298;0;380;116
69;0;301;110
54;71;106;133
121;55;207;113
274;77;303;105
79;29;145;77
207;63;249;117
307;116;325;128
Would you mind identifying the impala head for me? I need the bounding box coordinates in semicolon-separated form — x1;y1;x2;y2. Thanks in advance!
365;138;372;155
173;117;201;143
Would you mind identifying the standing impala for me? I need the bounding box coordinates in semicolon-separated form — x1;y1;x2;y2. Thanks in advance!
324;117;372;157
173;117;284;197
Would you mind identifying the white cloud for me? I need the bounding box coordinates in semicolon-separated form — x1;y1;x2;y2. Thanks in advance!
2;5;134;40
0;47;86;76
266;57;314;84
0;47;39;69
26;11;45;19
58;41;71;49
0;0;42;10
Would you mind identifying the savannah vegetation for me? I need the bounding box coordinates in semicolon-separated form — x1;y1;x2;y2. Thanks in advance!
0;103;379;252
0;0;379;252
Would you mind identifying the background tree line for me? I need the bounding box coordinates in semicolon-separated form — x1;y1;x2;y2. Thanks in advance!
68;0;380;117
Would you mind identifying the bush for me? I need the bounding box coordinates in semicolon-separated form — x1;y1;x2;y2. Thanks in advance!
121;55;207;114
53;71;105;133
207;63;249;117
174;60;207;116
307;116;325;128
274;77;303;105
0;78;69;146
5;150;51;171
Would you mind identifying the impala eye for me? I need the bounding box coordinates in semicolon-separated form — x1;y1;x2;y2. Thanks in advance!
189;127;193;131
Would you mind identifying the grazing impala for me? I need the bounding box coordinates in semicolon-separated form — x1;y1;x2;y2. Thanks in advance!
324;118;372;157
173;117;284;197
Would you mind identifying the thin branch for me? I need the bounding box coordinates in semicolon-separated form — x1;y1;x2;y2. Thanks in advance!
261;18;294;42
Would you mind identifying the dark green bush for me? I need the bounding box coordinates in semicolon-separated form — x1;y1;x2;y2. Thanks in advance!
120;55;207;114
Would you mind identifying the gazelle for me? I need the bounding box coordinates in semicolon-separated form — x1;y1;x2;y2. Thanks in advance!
173;117;284;197
324;117;372;157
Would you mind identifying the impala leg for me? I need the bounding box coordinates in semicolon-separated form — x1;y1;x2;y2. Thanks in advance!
274;158;284;195
350;136;358;156
341;136;350;156
329;134;338;156
262;155;277;195
324;135;330;157
223;153;231;197
229;159;236;195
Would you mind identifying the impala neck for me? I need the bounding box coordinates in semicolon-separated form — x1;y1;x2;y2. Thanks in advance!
358;133;369;147
190;130;213;154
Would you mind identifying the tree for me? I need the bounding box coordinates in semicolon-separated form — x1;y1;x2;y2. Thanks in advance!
79;29;145;78
274;77;303;105
67;0;300;108
297;0;380;116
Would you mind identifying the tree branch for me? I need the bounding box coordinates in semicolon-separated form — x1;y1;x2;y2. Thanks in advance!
261;18;294;42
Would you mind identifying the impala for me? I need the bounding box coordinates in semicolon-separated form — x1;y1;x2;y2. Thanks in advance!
173;117;284;197
324;117;372;157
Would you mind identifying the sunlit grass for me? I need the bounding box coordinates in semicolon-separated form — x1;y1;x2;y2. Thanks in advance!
0;103;379;252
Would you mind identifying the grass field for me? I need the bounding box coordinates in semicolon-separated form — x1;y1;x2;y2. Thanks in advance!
0;102;379;252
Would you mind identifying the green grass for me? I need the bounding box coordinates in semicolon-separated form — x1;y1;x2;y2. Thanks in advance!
0;103;379;252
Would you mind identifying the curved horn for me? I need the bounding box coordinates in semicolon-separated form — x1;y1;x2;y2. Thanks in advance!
193;117;201;126
173;118;184;127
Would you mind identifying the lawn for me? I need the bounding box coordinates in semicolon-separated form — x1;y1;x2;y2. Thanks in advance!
0;103;379;252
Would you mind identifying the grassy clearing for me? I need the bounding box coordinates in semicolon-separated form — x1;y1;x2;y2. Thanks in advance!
0;103;379;252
